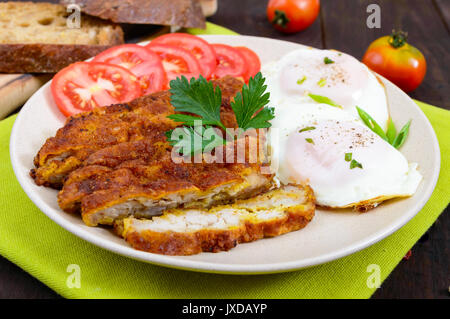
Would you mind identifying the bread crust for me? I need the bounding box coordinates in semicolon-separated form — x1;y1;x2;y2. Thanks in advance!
0;2;124;73
0;43;123;73
61;0;206;29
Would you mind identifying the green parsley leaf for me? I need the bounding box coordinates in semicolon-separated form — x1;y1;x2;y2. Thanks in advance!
297;76;307;85
231;72;274;131
356;106;388;142
324;57;335;64
305;138;315;145
168;75;225;129
167;114;203;126
308;93;342;108
166;125;225;156
345;153;352;162
299;126;316;133
392;120;411;149
350;159;363;169
166;73;275;156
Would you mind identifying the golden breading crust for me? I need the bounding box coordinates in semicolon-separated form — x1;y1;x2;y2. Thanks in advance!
35;74;273;227
30;76;243;188
58;136;273;226
116;184;315;255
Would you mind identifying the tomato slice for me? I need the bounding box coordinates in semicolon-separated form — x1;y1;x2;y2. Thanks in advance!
92;44;167;94
145;43;201;82
211;44;247;80
235;46;261;82
151;33;216;79
51;62;141;117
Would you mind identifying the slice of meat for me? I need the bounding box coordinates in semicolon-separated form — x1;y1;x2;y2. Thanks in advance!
58;136;273;226
115;184;315;255
31;76;243;188
33;74;274;228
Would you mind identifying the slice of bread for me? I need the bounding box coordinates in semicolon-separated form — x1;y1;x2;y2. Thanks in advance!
0;2;124;73
61;0;206;29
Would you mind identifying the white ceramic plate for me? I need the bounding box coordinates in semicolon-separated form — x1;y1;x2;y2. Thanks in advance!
10;35;440;274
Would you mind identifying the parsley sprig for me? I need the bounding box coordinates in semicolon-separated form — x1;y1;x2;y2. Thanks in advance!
231;72;273;131
167;76;225;129
165;125;225;155
166;73;274;155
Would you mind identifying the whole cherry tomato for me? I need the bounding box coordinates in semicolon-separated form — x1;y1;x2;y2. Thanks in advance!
267;0;320;34
362;31;427;93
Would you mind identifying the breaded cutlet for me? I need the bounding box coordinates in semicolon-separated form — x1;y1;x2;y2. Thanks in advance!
30;76;242;188
32;76;276;227
58;135;273;226
115;184;315;255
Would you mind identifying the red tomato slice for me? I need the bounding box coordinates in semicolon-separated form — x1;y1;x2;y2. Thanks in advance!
92;44;167;94
145;43;201;82
151;33;216;79
235;46;261;82
211;44;247;80
51;62;141;117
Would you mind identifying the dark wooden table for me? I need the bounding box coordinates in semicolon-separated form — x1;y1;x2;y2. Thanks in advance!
0;0;448;299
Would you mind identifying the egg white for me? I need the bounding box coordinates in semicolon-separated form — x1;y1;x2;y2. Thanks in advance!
266;100;422;209
263;48;390;130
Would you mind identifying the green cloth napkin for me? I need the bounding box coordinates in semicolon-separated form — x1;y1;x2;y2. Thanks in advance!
0;23;448;299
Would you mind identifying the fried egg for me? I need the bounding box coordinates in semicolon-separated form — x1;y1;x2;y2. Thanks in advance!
263;48;390;130
267;101;422;209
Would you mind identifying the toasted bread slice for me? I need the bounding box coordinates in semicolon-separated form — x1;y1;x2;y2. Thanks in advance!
116;184;315;255
0;2;123;73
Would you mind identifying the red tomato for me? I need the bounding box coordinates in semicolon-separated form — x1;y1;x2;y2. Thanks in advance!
51;62;141;117
267;0;320;34
145;43;201;82
211;44;247;79
151;33;216;79
93;44;167;94
235;46;261;82
362;31;427;93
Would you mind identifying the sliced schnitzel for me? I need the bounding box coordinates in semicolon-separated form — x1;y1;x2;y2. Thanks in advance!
32;76;275;227
31;76;242;188
58;136;273;226
115;184;315;255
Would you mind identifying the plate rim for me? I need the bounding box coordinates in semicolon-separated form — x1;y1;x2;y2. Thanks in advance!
9;35;441;274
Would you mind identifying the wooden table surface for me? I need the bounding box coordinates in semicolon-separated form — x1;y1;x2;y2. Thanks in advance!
0;0;448;299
